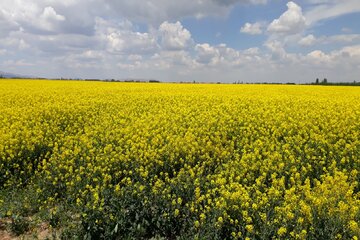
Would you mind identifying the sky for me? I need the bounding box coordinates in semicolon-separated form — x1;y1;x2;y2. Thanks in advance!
0;0;360;83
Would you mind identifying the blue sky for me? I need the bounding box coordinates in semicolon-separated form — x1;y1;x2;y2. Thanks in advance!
0;0;359;83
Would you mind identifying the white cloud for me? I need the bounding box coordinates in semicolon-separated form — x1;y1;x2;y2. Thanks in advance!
0;0;103;35
244;47;260;55
96;17;159;55
3;59;35;67
264;40;299;64
305;0;360;25
194;43;262;68
18;39;30;50
128;54;143;61
298;34;360;47
267;1;306;35
158;21;192;51
302;45;360;69
38;6;66;32
306;50;332;64
104;0;267;24
328;34;360;44
195;43;221;64
265;40;287;58
106;31;158;54
240;22;263;35
117;61;143;71
299;34;317;46
79;50;104;60
339;45;360;58
0;9;20;37
144;50;201;76
153;50;198;68
41;6;65;22
341;27;352;33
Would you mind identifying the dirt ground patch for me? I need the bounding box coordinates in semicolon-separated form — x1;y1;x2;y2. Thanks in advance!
0;220;54;240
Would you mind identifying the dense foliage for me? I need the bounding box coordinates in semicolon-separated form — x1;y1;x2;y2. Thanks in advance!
1;80;360;239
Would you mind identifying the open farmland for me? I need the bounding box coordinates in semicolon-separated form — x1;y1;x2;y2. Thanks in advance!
1;80;360;239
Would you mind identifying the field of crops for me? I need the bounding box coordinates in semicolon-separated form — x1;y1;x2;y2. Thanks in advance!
0;79;360;239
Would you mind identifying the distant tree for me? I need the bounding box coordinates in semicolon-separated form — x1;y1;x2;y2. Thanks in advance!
315;78;319;84
322;78;328;84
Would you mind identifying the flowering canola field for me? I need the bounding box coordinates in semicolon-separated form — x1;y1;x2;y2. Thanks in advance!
1;79;360;239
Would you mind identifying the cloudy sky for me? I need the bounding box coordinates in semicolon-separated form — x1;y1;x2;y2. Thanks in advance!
0;0;359;83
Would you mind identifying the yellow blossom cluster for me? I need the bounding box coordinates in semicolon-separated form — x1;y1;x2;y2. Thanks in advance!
1;79;360;239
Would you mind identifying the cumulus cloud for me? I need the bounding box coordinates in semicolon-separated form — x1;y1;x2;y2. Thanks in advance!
264;40;299;64
306;50;332;64
37;6;66;32
158;21;192;51
298;34;360;47
302;45;360;71
339;45;360;58
152;50;198;69
95;17;159;55
267;2;306;35
265;41;285;59
299;34;317;46
240;22;264;35
41;6;65;22
194;43;262;68
0;0;103;35
0;2;65;33
195;43;221;64
106;31;158;54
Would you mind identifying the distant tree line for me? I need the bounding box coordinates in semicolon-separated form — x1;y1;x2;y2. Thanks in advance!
233;81;296;85
312;78;360;86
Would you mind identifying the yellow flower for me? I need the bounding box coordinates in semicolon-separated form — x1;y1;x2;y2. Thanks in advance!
245;224;253;233
174;209;180;217
115;184;121;193
349;220;358;232
277;227;287;236
194;221;200;228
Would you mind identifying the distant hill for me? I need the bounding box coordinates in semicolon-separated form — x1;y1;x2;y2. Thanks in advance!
0;71;36;79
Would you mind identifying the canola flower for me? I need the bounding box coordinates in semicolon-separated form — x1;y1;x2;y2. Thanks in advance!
0;79;360;239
